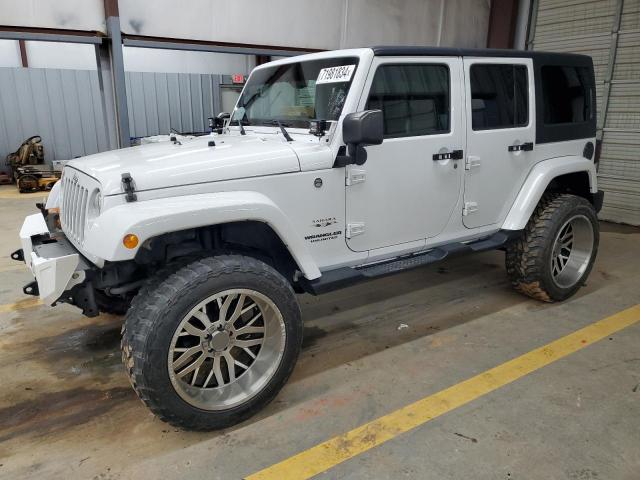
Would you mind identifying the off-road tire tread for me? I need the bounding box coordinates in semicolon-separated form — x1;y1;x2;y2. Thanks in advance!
121;255;301;430
505;193;597;302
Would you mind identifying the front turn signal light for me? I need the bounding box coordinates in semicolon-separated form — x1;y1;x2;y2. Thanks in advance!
123;234;139;249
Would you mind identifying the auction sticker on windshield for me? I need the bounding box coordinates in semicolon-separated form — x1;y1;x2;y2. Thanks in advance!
317;65;356;84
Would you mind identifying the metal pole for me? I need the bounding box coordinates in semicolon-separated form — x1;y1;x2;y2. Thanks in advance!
598;0;625;139
525;0;539;50
95;42;119;150
105;16;131;148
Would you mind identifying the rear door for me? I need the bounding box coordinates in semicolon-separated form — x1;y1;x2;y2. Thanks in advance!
462;58;535;228
345;57;464;252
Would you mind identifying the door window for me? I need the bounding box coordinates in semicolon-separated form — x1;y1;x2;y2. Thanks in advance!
365;64;450;138
470;64;528;130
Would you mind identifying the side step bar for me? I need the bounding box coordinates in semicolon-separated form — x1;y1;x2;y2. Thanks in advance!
301;230;521;295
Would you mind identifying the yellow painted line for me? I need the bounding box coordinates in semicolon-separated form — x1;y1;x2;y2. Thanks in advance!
247;304;640;480
0;297;41;313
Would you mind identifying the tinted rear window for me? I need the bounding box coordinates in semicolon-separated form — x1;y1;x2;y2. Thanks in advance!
541;66;593;124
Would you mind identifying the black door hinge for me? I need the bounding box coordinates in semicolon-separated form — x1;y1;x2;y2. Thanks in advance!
121;172;137;202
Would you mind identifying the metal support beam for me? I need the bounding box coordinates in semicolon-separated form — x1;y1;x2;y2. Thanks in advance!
18;40;28;67
255;55;271;66
0;28;103;44
122;36;313;57
525;0;539;50
598;0;625;139
486;0;519;48
93;15;130;149
513;0;532;49
104;16;130;148
95;42;119;151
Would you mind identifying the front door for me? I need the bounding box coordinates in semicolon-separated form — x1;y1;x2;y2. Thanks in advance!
462;58;536;228
345;57;464;252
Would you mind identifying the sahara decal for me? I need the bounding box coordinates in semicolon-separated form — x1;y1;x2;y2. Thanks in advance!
311;217;338;228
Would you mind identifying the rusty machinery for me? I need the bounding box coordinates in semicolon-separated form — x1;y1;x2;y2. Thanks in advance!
5;136;60;193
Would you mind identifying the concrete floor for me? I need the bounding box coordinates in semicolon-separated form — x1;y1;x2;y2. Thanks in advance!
0;185;639;479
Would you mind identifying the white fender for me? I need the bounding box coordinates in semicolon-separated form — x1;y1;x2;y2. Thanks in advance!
84;191;321;280
502;156;597;231
45;180;62;209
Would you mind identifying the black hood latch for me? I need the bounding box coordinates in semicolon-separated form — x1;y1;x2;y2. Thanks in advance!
121;172;137;202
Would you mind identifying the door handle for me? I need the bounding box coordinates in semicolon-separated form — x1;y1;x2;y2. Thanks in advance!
508;142;534;152
433;149;463;161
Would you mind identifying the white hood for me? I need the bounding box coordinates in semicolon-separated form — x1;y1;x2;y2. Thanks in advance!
66;134;302;196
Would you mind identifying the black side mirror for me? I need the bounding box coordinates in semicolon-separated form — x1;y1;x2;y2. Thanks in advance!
334;110;383;167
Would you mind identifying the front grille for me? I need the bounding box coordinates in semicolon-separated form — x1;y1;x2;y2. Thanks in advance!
60;173;90;244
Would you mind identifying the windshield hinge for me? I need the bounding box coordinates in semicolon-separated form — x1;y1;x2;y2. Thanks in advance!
346;168;366;186
465;155;481;170
346;222;365;238
463;202;478;216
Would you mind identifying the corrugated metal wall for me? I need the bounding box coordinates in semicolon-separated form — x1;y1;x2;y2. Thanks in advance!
602;0;640;224
0;67;111;164
126;72;220;138
0;67;221;166
529;0;640;225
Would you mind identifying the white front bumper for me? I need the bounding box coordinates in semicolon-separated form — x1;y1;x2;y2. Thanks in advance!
19;213;81;305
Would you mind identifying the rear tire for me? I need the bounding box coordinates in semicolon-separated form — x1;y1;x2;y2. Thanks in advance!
506;193;599;302
121;255;302;430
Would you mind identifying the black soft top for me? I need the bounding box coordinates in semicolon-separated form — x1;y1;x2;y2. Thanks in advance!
372;46;596;144
371;46;593;66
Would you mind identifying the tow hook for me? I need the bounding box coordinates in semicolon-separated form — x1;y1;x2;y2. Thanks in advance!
23;281;39;296
11;248;24;262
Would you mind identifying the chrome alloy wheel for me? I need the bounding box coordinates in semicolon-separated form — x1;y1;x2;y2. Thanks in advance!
550;214;595;289
168;289;286;410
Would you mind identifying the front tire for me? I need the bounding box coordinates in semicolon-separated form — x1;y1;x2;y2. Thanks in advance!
121;255;302;430
506;193;599;302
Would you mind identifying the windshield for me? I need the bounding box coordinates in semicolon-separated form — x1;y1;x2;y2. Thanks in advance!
234;57;359;129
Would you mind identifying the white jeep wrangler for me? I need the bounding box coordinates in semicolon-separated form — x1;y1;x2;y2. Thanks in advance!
15;47;603;430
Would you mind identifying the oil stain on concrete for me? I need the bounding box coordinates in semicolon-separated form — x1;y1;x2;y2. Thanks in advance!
0;387;133;443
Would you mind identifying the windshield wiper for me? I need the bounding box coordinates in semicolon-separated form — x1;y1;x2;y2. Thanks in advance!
265;120;293;142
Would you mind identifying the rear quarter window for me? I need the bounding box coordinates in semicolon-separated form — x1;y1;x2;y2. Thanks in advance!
541;65;593;125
